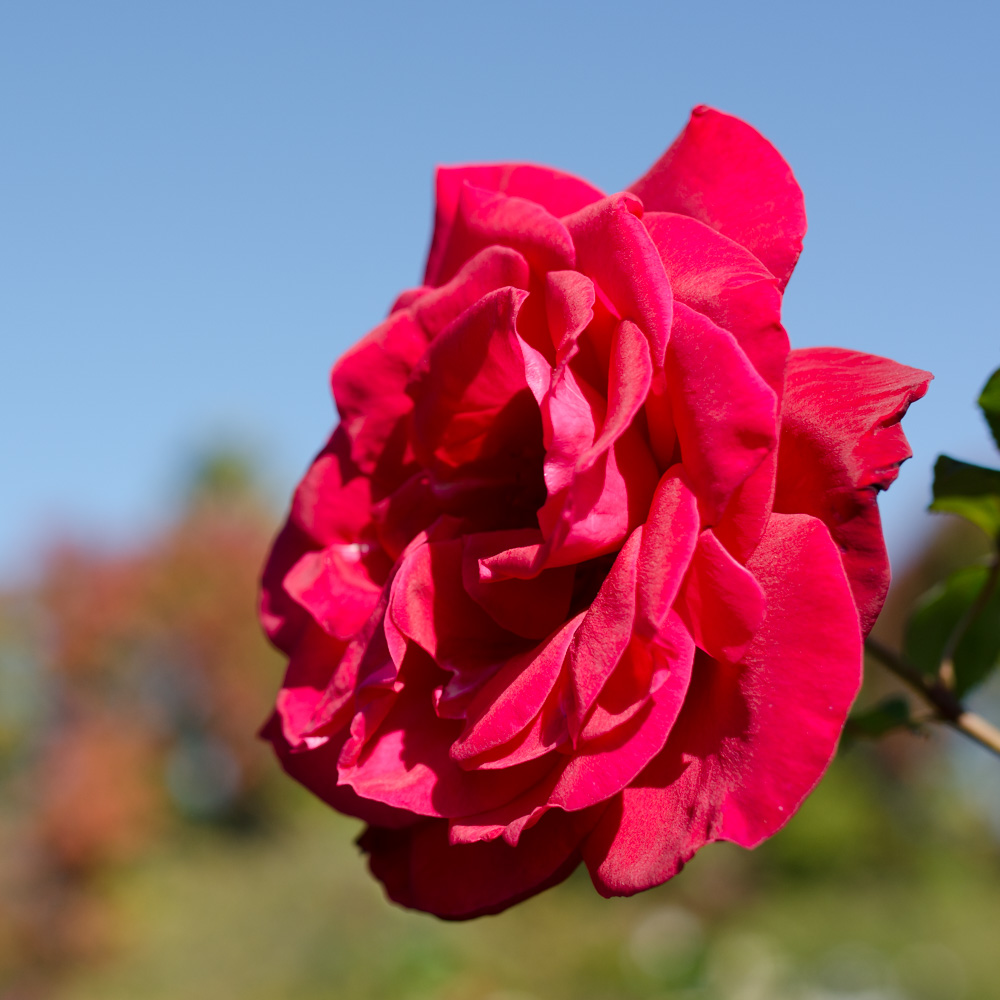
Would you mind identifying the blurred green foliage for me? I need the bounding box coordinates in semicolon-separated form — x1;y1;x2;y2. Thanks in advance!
905;565;1000;696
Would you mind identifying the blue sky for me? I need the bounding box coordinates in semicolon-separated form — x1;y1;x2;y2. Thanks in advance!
3;0;998;579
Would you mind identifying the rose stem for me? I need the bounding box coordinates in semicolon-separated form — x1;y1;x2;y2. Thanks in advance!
864;636;1000;760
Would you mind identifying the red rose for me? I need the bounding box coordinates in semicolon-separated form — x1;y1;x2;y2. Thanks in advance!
260;106;931;918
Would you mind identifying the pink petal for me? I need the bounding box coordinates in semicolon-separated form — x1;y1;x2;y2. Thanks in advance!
563;194;673;368
774;348;932;634
676;529;766;664
552;619;695;812
288;428;375;546
430;183;576;285
583;513;862;896
283;543;384;642
635;466;700;638
407;286;532;470
261;428;378;653
262;716;420;830
273;622;348;748
331;311;429;475
462;530;576;640
360;806;601;919
629;105;807;291
545;270;596;363
712;449;778;563
564;529;641;740
451;613;582;767
642;211;788;394
411;245;531;338
425;163;604;286
536;362;658;568
451;613;695;845
371;472;441;562
390;537;526;663
585;320;653;465
260;520;316;654
338;671;551;819
667;302;777;522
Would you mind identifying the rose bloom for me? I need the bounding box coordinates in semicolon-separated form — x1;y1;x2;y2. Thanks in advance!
260;106;930;918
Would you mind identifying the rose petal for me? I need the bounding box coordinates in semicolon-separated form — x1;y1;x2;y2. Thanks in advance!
273;622;349;748
407;286;534;470
411;245;531;338
545;270;596;363
643;211;788;394
564;194;673;369
565;529;641;741
451;613;582;768
431;183;576;285
284;543;384;642
536;362;658;568
635;467;700;637
629;105;807;291
451;613;695;845
583;513;862;896
262;716;419;830
260;520;316;654
462;530;576;640
389;538;527;675
774;347;932;634
667;302;777;522
339;666;551;819
551;618;695;812
676;529;766;664
360;806;600;919
425;163;604;286
331;311;429;476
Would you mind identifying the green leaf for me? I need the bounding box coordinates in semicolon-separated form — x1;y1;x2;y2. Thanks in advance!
978;367;1000;452
903;563;1000;697
930;455;1000;538
846;696;916;740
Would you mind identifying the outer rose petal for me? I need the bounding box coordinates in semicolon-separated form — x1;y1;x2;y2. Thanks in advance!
260;520;315;654
629;106;806;291
283;543;383;642
262;715;418;829
424;164;604;286
360;806;602;920
774;348;932;635
583;513;862;896
272;621;347;747
261;427;378;653
331;311;428;475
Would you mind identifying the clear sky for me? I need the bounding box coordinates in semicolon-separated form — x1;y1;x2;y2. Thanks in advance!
3;0;998;579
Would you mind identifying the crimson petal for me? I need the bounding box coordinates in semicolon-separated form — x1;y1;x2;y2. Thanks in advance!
629;106;806;292
774;348;932;634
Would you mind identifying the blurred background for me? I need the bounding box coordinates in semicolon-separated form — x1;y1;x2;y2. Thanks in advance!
3;1;1000;998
